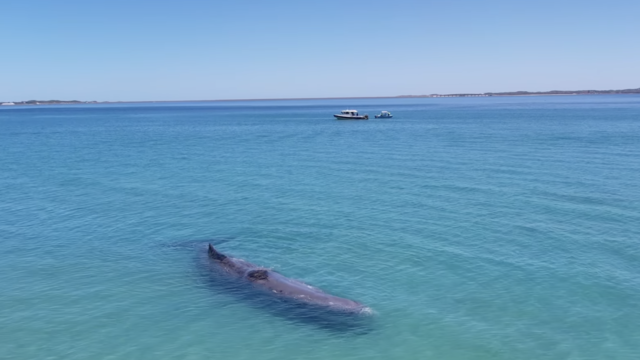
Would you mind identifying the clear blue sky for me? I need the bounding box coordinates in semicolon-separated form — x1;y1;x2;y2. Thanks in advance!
2;0;639;101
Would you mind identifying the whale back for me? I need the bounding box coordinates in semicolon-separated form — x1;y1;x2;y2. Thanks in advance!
206;243;367;313
198;243;373;333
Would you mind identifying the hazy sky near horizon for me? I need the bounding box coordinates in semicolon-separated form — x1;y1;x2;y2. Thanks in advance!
2;0;639;101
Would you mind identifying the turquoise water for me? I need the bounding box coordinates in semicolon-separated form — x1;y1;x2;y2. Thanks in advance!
1;96;639;359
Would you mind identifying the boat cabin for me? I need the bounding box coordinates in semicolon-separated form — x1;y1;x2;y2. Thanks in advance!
340;110;359;116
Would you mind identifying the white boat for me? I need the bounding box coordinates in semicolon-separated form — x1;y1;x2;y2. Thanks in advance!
334;110;369;120
375;111;393;118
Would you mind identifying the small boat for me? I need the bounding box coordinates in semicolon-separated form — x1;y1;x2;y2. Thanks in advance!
375;111;393;118
334;110;369;120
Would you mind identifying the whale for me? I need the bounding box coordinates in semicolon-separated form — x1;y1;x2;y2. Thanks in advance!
204;244;369;314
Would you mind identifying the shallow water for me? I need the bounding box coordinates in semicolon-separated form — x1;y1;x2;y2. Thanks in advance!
1;95;639;359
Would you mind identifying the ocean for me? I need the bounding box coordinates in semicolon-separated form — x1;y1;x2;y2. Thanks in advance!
1;95;639;359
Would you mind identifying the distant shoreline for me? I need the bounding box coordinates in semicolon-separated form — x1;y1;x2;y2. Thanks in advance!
2;87;639;106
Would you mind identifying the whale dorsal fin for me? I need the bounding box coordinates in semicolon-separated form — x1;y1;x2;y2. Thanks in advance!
208;244;227;261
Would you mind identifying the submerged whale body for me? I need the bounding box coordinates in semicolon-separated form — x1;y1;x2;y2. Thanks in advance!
199;243;372;332
206;244;368;313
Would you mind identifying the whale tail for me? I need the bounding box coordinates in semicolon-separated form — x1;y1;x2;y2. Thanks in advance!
208;244;227;261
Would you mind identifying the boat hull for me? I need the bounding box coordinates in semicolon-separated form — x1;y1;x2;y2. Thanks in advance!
334;115;369;120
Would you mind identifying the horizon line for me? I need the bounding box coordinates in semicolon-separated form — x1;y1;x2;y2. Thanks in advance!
2;87;639;105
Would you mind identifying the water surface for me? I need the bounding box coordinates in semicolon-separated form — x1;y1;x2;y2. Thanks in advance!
1;95;639;359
